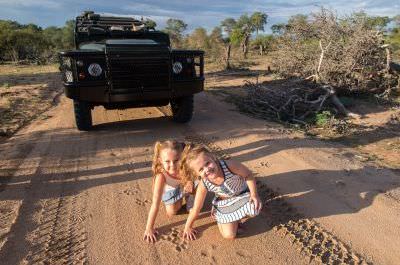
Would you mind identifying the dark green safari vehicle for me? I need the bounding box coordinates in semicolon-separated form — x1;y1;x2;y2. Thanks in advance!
59;11;204;130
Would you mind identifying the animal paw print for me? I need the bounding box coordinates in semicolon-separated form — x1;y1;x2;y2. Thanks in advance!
260;161;271;168
135;198;150;206
200;244;218;264
122;188;139;196
160;228;188;252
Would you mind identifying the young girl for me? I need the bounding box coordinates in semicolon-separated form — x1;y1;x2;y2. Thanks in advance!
180;144;262;240
143;140;194;243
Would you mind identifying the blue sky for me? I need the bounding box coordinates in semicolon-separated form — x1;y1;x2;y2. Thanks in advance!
0;0;399;33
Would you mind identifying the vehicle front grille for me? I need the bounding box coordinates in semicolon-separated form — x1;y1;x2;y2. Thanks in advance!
106;46;170;94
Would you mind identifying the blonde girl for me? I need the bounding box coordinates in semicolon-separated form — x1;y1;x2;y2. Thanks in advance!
144;140;191;243
180;144;262;240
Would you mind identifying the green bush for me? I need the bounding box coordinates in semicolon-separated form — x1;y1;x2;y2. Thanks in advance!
315;111;333;127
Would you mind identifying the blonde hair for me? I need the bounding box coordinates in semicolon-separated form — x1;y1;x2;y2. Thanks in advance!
179;143;215;185
152;140;185;178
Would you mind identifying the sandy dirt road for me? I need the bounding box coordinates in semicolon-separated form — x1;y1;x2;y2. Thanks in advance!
0;91;399;265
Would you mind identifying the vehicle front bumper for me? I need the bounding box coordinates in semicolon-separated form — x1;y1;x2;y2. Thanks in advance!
63;78;204;104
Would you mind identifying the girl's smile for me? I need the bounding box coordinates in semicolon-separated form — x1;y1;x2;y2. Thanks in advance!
190;152;223;185
160;148;180;177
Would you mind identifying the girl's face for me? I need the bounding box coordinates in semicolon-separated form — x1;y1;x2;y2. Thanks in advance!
160;148;180;176
189;152;221;182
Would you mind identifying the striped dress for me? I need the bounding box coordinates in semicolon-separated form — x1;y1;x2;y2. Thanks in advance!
202;160;260;224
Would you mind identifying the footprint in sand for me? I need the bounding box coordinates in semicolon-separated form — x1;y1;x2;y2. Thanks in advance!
135;198;150;206
200;244;218;264
122;188;139;196
235;250;248;258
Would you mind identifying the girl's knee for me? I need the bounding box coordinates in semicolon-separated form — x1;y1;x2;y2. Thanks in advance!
165;203;181;217
165;208;178;217
220;229;237;240
221;232;237;240
218;222;238;240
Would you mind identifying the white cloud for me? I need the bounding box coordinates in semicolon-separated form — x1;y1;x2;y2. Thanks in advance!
0;0;398;30
0;0;61;9
124;4;183;17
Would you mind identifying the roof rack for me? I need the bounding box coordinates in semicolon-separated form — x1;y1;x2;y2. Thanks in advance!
76;11;154;34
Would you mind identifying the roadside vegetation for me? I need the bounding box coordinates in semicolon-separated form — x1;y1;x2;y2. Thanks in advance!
0;64;61;137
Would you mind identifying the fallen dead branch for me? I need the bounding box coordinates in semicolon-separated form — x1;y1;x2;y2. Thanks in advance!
239;80;357;124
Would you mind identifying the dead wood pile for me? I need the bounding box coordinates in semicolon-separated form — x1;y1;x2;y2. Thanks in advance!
271;8;400;96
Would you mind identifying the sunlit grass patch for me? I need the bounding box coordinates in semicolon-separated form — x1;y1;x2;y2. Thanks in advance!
0;64;59;77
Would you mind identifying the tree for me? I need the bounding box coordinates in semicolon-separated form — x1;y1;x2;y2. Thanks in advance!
251;12;268;36
387;15;400;60
61;20;75;49
231;14;255;59
393;15;400;25
252;34;274;55
288;14;308;26
43;26;63;49
220;18;237;69
144;19;157;30
164;18;187;48
271;23;286;35
352;12;390;30
221;18;236;35
0;18;75;63
208;26;225;62
187;27;209;50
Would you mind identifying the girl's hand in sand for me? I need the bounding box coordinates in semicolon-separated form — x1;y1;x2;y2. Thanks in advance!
249;194;262;212
183;227;197;241
143;228;159;243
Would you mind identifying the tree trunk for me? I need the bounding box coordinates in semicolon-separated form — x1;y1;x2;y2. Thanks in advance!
10;48;19;63
242;34;250;59
243;35;250;59
224;44;231;70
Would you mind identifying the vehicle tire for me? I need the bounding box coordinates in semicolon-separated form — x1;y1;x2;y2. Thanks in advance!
73;100;92;131
170;95;194;123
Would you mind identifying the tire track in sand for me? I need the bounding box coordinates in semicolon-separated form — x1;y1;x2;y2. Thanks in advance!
23;127;89;265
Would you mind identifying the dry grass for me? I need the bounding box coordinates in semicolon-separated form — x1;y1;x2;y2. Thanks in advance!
0;64;59;76
0;64;62;137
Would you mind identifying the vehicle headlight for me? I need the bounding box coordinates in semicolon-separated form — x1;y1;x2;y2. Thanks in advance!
65;70;74;82
88;63;102;77
62;57;71;68
172;61;183;74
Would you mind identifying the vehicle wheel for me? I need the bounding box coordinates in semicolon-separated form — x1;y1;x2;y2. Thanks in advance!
73;100;92;131
170;95;194;123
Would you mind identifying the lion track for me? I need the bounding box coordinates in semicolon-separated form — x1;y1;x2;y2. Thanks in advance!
160;227;189;252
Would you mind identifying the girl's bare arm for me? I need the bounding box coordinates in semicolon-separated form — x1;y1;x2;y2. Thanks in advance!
183;181;207;240
226;160;262;211
144;174;165;242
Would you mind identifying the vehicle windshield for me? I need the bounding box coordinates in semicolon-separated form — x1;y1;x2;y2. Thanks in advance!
105;39;160;45
79;43;105;51
79;39;163;51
